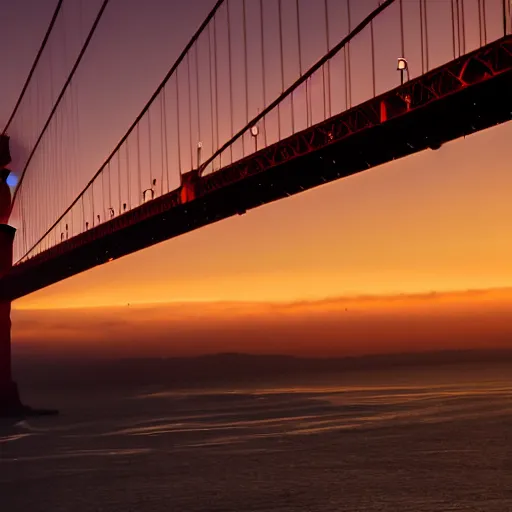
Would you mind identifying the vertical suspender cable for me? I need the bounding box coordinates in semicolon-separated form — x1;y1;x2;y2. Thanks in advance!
460;0;466;54
208;25;215;162
226;0;234;162
295;0;302;132
176;71;182;175
242;0;249;155
504;0;508;36
136;124;142;204
187;54;194;168
195;44;201;166
11;0;111;207
424;0;430;70
213;16;220;165
419;0;425;73
100;154;105;220
162;88;170;192
117;149;122;214
159;95;165;194
399;0;405;58
108;161;112;215
91;182;95;227
277;0;285;139
455;0;461;56
126;140;131;210
477;0;483;46
344;0;352;109
324;0;332;118
370;19;376;97
259;0;268;147
482;0;487;44
148;109;153;187
101;160;106;220
198;0;397;177
20;0;229;261
451;0;456;58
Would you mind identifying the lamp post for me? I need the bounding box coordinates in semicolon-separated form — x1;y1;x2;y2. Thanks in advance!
397;57;409;85
250;125;259;152
197;141;203;167
143;188;155;203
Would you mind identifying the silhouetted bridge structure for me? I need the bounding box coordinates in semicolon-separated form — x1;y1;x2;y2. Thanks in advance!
1;0;512;414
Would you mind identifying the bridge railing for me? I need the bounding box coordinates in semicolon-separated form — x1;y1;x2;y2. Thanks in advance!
13;0;511;264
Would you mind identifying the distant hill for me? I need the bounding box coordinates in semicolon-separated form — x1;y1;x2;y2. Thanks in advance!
13;348;512;391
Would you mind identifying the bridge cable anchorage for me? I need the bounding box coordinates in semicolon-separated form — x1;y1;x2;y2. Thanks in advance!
18;0;226;263
11;0;111;208
197;0;397;178
1;0;64;135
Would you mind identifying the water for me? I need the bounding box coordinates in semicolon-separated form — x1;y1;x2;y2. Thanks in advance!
2;359;512;511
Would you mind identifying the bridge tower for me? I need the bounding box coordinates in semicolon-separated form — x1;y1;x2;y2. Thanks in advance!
0;225;24;416
0;134;24;416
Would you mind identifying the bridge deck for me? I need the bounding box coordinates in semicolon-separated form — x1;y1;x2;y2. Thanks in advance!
2;36;512;301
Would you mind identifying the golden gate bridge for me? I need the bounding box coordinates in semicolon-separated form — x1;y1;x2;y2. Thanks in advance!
1;0;511;415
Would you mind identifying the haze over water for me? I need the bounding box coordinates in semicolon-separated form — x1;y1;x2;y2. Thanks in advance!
2;354;512;511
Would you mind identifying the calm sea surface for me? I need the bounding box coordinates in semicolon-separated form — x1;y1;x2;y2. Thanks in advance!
1;361;512;511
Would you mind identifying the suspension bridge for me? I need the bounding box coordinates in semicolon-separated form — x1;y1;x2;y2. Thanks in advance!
1;0;512;415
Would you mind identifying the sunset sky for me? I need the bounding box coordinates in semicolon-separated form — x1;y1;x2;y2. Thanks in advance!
2;0;512;359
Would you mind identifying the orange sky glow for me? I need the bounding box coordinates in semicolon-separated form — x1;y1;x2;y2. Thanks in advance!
10;112;512;358
5;1;512;360
12;287;512;359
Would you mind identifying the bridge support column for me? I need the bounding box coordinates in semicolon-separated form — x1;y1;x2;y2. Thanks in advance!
0;224;24;416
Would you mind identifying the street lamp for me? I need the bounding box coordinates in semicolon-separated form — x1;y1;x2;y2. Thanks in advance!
250;125;259;152
397;58;409;85
143;188;155;203
197;141;203;167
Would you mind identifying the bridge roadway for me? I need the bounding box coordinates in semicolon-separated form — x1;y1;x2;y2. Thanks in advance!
1;36;512;301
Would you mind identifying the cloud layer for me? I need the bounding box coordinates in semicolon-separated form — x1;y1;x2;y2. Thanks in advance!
12;288;512;359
